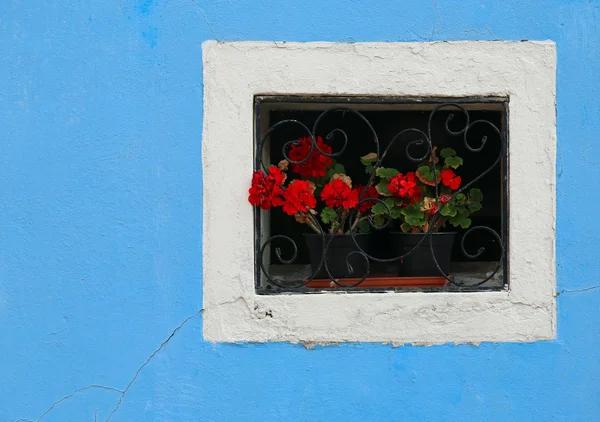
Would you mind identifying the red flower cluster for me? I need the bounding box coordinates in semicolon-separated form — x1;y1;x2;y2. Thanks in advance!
439;193;452;204
321;179;358;210
388;172;422;204
282;180;316;216
427;203;438;215
248;166;285;210
440;169;461;190
353;184;379;213
288;136;333;178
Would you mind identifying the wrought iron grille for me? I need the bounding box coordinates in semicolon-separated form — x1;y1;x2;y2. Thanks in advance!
254;96;508;294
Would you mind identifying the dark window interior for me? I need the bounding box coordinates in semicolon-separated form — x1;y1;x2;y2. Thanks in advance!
255;98;507;290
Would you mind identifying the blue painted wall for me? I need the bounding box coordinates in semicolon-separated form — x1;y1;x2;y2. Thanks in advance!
1;1;599;420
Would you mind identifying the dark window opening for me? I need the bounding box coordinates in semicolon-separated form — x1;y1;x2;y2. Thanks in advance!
254;96;508;294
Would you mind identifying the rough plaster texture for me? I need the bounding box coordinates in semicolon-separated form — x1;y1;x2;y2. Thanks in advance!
2;0;600;421
202;41;556;344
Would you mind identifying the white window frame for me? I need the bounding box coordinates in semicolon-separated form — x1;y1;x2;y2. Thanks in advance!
202;41;556;345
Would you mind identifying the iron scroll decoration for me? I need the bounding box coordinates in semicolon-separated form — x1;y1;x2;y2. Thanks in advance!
256;103;505;290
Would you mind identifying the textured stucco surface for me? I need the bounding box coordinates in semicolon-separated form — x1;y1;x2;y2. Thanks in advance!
202;41;556;344
1;1;600;421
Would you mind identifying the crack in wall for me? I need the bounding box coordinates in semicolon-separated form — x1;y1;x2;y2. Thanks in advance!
17;281;589;421
20;310;202;422
190;0;220;40
104;309;203;421
21;281;587;420
555;284;600;297
35;385;124;422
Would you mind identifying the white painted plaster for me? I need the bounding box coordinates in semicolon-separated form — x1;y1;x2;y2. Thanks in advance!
202;41;556;344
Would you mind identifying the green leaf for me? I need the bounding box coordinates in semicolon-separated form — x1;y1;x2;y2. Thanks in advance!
384;198;395;209
365;165;374;175
417;165;431;177
375;167;400;179
440;202;457;217
455;193;466;201
334;163;346;174
400;204;426;226
360;152;378;166
390;207;403;219
405;213;426;226
468;201;482;212
469;188;483;202
372;214;385;228
320;207;337;224
416;165;437;185
444;156;463;169
467;187;483;212
449;210;472;229
371;202;388;215
400;222;412;233
375;180;391;196
440;148;456;158
355;219;371;234
455;202;467;214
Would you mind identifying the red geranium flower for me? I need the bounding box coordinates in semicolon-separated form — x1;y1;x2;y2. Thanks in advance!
388;172;422;204
321;179;358;209
439;193;452;204
248;165;285;210
282;180;317;215
353;184;379;212
288;136;333;178
440;169;461;190
426;203;438;215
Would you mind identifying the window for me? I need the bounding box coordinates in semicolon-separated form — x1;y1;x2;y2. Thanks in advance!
202;41;556;344
254;96;508;294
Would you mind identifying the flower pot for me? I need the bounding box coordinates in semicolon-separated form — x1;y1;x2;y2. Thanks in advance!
304;233;371;279
391;232;456;277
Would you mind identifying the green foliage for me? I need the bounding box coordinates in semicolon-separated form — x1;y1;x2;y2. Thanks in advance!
360;152;378;166
371;202;388;215
400;222;412;232
372;214;385;228
416;165;437;185
468;188;483;212
384;197;396;209
355;219;371;234
375;180;391;196
400;203;426;226
320;207;337;224
468;202;482;212
440;201;457;217
390;207;403;219
417;165;431;177
469;188;483;202
361;153;378;175
444;156;463;169
326;163;346;178
440;148;456;158
371;198;398;217
375;167;400;179
449;210;472;229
